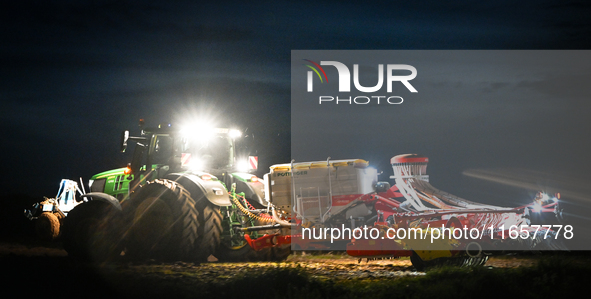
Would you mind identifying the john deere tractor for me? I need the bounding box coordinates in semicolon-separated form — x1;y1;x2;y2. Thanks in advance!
61;120;282;262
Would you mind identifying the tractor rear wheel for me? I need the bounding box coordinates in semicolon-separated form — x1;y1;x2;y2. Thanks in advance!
126;179;199;261
193;201;223;261
62;200;124;262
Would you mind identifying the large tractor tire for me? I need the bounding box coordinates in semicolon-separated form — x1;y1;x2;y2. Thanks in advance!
125;179;200;261
62;200;124;262
193;200;223;261
161;174;225;261
36;212;60;241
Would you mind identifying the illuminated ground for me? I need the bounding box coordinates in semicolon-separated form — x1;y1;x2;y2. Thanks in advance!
5;239;587;299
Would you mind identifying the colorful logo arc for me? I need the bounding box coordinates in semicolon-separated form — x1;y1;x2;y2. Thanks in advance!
303;59;328;83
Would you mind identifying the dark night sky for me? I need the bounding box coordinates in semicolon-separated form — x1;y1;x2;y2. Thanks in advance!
2;0;591;211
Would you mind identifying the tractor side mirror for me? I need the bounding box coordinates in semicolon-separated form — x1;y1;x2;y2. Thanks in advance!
120;130;129;152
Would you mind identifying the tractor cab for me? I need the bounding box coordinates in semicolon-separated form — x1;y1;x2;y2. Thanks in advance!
89;121;260;203
177;127;242;173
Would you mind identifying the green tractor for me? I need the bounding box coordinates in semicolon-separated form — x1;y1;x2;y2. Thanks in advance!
61;120;287;262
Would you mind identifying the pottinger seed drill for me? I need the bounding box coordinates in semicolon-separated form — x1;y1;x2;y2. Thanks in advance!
242;154;566;270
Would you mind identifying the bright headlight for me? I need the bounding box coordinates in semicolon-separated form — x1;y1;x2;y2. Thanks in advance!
541;193;549;202
236;160;249;172
180;122;216;141
186;157;205;171
229;129;241;139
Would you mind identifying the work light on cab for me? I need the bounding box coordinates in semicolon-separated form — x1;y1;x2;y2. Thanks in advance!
180;121;216;141
229;129;242;139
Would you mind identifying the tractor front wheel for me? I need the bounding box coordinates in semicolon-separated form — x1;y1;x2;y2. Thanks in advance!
36;212;61;241
61;200;124;262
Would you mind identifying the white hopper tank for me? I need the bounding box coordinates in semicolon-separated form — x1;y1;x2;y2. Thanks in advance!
264;159;377;222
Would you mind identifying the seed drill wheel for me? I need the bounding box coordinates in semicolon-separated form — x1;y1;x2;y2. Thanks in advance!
126;179;201;261
410;251;489;271
410;251;428;271
62;200;124;262
36;212;60;241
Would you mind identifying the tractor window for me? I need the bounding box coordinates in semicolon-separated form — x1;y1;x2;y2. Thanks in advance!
152;135;173;165
181;134;234;170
